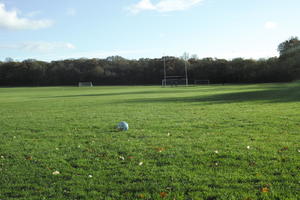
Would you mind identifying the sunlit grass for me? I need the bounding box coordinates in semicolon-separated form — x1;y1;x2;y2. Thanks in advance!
0;83;300;199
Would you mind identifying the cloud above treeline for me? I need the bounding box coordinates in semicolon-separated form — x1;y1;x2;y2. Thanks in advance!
0;3;52;30
0;42;75;53
127;0;203;14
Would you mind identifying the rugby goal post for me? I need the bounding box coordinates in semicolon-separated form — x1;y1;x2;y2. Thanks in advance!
78;82;93;87
161;55;189;87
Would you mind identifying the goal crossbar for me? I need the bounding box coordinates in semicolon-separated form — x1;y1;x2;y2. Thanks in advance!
78;82;93;87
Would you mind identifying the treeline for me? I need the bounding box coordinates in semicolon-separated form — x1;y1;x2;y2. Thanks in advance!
1;37;300;86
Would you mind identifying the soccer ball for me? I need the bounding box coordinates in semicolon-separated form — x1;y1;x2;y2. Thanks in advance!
117;121;129;131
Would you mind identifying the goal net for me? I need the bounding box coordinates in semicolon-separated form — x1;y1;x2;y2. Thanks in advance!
194;80;210;85
162;77;186;87
78;82;93;87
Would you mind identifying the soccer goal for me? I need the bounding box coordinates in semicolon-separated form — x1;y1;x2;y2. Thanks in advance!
78;82;93;87
162;76;186;87
194;80;210;85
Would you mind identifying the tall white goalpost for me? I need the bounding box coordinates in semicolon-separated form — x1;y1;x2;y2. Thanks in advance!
183;52;189;87
162;53;189;87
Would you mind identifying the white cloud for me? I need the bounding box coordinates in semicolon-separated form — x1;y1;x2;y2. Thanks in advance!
156;0;202;12
128;0;156;14
32;49;156;61
201;49;278;60
265;21;278;30
128;0;203;14
0;3;52;30
66;8;77;16
25;10;42;18
0;42;76;53
20;42;76;53
60;49;153;59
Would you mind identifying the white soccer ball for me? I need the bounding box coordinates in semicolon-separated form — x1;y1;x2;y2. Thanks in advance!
117;121;129;131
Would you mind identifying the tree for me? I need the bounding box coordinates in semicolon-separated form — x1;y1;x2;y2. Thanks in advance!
4;57;14;62
278;36;300;57
2;37;300;86
181;52;189;61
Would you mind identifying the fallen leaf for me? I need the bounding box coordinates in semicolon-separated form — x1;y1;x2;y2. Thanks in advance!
52;171;60;175
156;147;165;153
138;194;145;198
278;147;288;152
160;192;168;198
249;161;256;166
119;156;125;160
25;155;32;160
261;187;269;193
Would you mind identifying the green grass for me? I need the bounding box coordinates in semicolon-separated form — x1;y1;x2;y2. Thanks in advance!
0;83;300;200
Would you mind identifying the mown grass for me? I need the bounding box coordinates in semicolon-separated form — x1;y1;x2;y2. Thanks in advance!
0;83;300;200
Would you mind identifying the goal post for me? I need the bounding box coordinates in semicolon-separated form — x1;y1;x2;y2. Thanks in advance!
161;55;189;87
78;82;93;87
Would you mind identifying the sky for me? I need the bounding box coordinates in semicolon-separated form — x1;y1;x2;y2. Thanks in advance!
0;0;300;61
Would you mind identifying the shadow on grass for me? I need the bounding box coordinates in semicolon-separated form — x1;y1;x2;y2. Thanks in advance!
44;86;239;98
116;82;300;104
44;84;282;99
45;89;190;98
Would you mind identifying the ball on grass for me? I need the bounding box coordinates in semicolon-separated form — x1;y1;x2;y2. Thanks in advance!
117;121;129;131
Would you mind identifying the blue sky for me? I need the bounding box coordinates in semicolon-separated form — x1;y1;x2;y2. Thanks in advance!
0;0;300;61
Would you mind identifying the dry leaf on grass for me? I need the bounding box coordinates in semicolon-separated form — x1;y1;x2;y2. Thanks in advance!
160;192;168;198
52;171;60;175
156;147;165;153
261;187;270;193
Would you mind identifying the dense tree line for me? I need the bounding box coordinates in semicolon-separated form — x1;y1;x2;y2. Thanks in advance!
1;37;300;86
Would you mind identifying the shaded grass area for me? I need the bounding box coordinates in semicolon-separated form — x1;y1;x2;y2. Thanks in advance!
0;83;300;199
117;82;300;104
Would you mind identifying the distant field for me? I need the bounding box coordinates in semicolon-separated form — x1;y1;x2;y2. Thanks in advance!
0;83;300;200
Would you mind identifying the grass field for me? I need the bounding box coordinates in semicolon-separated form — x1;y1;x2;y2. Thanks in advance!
0;83;300;200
